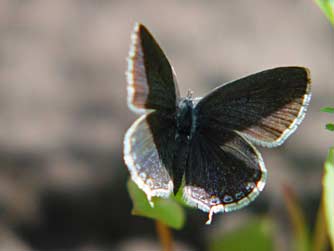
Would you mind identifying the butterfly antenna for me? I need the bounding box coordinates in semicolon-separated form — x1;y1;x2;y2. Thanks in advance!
186;89;193;99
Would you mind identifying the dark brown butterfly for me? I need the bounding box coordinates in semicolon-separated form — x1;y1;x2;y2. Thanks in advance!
124;23;311;224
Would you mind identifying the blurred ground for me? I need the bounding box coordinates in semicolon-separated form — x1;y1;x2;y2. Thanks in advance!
0;0;333;250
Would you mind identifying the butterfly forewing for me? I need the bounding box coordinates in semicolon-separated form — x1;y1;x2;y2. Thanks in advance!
126;23;180;113
195;67;311;147
183;129;267;223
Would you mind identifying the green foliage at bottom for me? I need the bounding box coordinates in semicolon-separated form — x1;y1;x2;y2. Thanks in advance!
209;217;274;251
127;179;185;229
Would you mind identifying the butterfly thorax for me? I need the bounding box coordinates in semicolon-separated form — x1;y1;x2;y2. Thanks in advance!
176;98;194;139
172;97;194;194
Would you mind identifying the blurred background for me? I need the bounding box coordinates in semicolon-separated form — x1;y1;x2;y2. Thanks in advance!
0;0;333;250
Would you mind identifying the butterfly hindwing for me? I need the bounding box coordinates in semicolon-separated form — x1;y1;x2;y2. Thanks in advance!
124;112;177;202
195;67;311;147
183;129;267;224
126;23;180;113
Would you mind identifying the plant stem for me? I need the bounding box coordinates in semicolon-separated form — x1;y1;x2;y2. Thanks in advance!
312;202;328;251
283;185;310;251
155;220;173;251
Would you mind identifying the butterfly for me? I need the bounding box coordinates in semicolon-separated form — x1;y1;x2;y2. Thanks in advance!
123;23;311;224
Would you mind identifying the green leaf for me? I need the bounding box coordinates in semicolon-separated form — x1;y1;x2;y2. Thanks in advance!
127;179;185;229
209;217;274;251
323;147;334;248
320;107;334;113
325;123;334;131
316;0;334;26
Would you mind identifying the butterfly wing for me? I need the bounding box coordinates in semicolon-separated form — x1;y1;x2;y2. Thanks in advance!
183;129;267;224
195;67;311;147
124;112;177;203
126;23;180;114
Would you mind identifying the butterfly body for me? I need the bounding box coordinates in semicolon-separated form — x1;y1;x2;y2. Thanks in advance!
176;97;194;138
124;23;311;224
